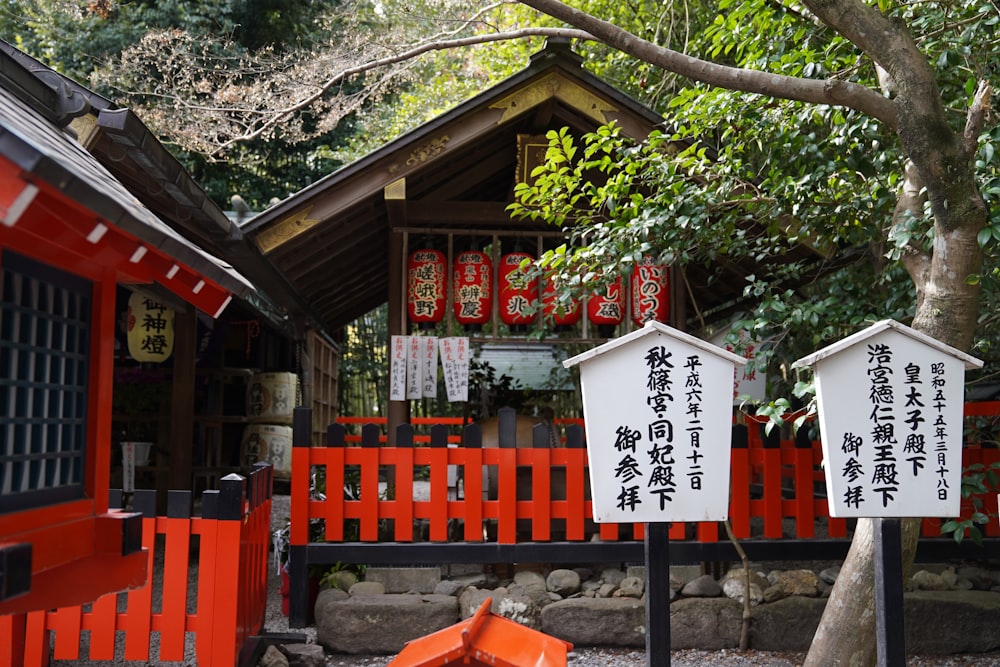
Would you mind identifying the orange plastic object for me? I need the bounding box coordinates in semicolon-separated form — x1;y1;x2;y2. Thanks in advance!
387;597;573;667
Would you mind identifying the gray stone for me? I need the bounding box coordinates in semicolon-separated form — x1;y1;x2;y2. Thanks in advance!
749;596;826;651
762;585;788;603
280;643;326;667
597;583;616;598
819;565;840;585
459;585;543;629
905;591;1000;653
452;572;492;589
364;567;440;594
615;576;644;599
433;579;466;596
511;570;550;607
956;565;994;590
542;597;645;647
681;574;722;598
323;570;358;592
348;581;386;596
457;587;493;618
259;645;288;667
670;597;742;649
513;569;547;588
939;567;959;589
546;568;582;596
600;567;626;587
720;569;767;606
315;594;459;654
767;569;820;597
314;586;349;621
911;570;950;591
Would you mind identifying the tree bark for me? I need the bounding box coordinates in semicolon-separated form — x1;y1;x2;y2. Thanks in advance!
513;3;991;664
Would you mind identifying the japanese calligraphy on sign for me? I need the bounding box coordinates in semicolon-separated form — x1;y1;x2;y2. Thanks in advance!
126;291;174;362
793;320;982;518
389;335;408;401
390;335;467;403
439;337;470;402
565;321;746;523
406;335;423;400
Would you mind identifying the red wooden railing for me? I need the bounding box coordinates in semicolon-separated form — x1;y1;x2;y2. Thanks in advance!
0;464;272;667
298;404;1000;546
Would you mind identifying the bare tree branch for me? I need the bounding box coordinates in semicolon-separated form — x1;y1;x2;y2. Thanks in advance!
517;0;898;127
210;27;593;154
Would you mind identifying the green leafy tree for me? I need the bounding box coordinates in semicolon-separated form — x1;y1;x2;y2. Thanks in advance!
508;1;997;664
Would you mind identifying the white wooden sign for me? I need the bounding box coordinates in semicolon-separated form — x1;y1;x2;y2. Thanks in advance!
793;320;982;518
440;337;470;402
389;335;407;401
421;336;439;398
565;321;746;523
406;335;423;400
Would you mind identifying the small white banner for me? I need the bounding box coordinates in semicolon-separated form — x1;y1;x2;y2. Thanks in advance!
389;335;408;401
440;337;470;402
406;336;423;400
421;336;439;398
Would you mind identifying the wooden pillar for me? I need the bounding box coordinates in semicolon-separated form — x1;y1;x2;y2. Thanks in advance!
385;179;408;446
168;303;196;492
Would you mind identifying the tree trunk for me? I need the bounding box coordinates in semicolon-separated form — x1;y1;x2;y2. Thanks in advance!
803;517;923;667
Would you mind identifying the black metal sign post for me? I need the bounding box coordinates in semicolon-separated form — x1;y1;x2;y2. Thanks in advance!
645;522;671;667
873;517;906;667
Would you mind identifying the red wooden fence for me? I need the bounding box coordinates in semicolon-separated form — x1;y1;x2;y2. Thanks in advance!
292;404;1000;547
0;464;272;667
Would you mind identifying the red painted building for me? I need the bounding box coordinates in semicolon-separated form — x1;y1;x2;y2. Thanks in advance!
0;43;258;614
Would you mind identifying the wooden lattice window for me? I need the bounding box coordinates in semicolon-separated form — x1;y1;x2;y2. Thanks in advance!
308;330;339;442
0;251;90;512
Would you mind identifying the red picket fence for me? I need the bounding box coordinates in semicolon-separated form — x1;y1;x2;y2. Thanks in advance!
0;464;272;667
284;403;1000;627
299;405;1000;545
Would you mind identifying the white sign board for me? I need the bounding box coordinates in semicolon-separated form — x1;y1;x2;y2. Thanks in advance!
389;335;407;401
439;337;470;402
565;321;745;523
794;320;982;518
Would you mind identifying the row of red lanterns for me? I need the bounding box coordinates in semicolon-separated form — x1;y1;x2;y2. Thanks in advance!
407;248;670;332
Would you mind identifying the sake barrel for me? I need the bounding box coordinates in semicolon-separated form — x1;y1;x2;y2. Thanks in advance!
247;372;300;424
243;423;294;479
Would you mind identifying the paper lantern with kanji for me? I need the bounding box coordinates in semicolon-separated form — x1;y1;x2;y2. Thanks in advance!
407;248;446;328
498;251;537;329
542;271;580;329
631;258;670;326
587;276;624;336
453;250;493;330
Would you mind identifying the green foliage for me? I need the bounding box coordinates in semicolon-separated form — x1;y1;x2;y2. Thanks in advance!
941;461;1000;545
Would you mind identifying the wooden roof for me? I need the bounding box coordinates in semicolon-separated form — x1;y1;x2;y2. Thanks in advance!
243;40;826;335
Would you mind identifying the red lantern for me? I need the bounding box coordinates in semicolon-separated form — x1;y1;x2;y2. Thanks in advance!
498;251;537;329
407;248;446;328
453;250;493;329
542;271;580;328
588;276;624;336
631;258;670;326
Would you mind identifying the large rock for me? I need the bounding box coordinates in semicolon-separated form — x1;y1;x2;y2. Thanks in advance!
905;591;1000;654
459;585;543;629
749;596;826;651
541;597;646;647
315;594;459;654
670;597;742;649
364;567;441;594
